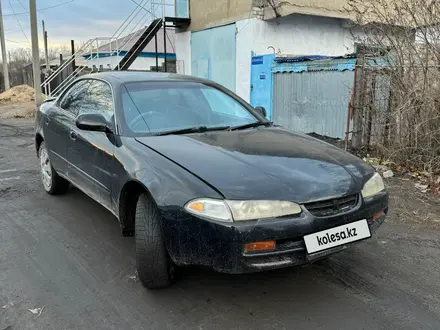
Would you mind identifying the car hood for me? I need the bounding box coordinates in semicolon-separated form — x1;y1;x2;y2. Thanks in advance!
135;127;375;203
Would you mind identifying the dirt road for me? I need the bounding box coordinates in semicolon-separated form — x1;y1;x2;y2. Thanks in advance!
1;118;439;330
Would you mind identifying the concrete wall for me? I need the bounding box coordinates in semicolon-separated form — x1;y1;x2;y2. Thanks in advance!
264;0;352;20
175;31;191;74
236;15;366;101
175;13;369;102
188;0;253;31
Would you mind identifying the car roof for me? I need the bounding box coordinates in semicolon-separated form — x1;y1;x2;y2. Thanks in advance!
79;71;211;85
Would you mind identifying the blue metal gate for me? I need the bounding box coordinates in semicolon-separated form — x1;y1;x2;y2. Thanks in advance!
250;54;274;120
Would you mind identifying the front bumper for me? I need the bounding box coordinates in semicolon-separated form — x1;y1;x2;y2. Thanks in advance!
160;191;388;274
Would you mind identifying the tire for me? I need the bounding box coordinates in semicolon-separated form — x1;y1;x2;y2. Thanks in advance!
38;142;69;195
135;193;174;289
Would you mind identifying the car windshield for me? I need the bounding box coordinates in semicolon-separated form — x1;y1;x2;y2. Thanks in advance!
121;81;260;136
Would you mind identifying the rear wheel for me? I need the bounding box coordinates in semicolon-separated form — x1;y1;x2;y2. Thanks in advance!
38;142;69;195
135;193;174;289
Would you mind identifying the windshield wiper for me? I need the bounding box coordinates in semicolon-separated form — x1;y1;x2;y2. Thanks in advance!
230;121;272;131
154;125;231;136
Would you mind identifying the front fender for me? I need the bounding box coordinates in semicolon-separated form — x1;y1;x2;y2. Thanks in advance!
128;165;223;264
131;165;222;208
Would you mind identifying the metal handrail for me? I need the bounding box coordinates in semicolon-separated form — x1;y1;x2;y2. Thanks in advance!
113;0;155;59
41;38;95;88
116;8;151;54
121;18;162;68
41;0;149;91
40;0;165;97
112;0;149;40
50;52;101;96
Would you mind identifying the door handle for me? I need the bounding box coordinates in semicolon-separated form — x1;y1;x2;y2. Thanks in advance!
69;131;77;141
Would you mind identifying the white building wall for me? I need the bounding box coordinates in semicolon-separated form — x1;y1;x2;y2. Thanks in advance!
174;14;368;102
175;31;191;74
86;56;169;71
236;15;367;102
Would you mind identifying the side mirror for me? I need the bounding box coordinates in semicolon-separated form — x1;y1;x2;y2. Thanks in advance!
76;113;109;132
255;106;267;118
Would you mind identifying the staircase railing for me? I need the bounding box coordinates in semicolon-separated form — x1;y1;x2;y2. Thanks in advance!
119;18;163;71
41;0;160;97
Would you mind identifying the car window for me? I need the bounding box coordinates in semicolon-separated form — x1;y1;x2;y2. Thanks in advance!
78;80;114;121
201;89;249;118
59;80;91;116
121;81;258;135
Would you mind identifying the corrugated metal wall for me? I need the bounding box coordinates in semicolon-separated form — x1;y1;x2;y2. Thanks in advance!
273;70;354;139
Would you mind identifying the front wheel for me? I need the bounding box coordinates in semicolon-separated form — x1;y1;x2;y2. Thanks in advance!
38;142;69;195
135;193;175;289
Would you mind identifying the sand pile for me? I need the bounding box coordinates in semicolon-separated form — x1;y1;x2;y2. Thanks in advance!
0;85;35;104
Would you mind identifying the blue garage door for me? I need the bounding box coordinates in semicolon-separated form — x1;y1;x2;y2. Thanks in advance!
191;24;236;92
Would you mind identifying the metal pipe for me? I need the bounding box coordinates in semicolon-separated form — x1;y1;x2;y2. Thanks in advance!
164;22;167;72
96;39;99;71
71;40;75;72
155;33;158;70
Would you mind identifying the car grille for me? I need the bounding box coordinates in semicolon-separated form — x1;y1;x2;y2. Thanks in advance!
305;195;359;217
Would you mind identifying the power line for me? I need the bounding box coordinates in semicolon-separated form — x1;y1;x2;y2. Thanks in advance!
5;38;30;48
8;0;30;44
16;0;28;12
0;0;76;16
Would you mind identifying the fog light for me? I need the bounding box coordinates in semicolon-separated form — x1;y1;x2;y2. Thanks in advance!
244;241;276;253
372;211;385;222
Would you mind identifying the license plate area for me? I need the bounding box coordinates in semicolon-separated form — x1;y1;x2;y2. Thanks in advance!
304;219;371;254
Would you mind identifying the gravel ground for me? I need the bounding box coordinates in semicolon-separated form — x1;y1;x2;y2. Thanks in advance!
0;118;439;330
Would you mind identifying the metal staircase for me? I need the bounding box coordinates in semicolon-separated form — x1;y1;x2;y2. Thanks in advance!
41;0;190;98
116;18;163;70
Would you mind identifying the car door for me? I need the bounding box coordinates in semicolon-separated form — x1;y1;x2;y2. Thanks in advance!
67;79;116;212
43;80;90;175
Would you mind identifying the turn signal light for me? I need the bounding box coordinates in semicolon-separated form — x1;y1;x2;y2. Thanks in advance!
372;211;385;222
244;241;276;253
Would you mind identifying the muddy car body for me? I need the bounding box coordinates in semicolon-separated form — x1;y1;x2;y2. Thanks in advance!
35;72;388;289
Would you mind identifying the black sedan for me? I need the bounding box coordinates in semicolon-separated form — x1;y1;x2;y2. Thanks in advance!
35;72;388;289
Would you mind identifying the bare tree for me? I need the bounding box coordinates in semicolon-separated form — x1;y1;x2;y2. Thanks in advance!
347;0;440;173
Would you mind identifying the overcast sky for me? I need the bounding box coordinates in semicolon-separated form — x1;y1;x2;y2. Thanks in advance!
2;0;174;50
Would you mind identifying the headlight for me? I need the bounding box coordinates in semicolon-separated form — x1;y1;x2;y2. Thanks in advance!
185;199;302;222
362;172;385;199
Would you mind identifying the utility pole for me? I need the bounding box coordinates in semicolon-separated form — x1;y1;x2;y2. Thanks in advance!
42;20;50;74
0;1;10;90
30;0;43;106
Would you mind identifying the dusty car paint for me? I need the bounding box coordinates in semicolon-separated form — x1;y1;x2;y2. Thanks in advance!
135;128;375;203
35;72;388;274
